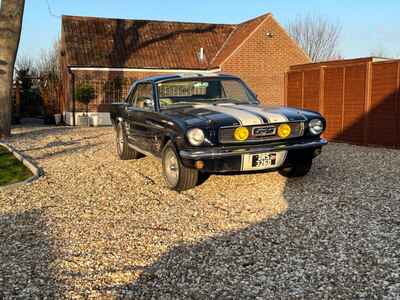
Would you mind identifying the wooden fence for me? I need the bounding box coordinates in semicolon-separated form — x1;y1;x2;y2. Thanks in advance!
12;78;63;122
286;59;400;148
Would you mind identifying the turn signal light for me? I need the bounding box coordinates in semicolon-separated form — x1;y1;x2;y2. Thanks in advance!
234;127;250;141
277;124;292;139
194;160;205;169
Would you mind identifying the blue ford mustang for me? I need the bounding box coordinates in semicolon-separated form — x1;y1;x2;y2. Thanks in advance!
111;73;327;191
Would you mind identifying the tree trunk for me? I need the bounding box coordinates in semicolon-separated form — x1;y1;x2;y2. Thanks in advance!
0;0;25;138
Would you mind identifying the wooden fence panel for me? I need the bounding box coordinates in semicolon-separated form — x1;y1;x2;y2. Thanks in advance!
370;62;399;147
303;70;320;112
323;67;344;140
286;71;303;108
286;60;400;148
341;64;367;144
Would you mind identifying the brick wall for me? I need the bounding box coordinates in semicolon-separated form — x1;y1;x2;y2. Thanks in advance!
221;15;310;106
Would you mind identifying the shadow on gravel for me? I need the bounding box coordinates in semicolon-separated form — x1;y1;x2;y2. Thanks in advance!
9;126;74;140
117;145;400;299
19;134;109;153
0;209;61;298
8;124;110;161
34;143;103;160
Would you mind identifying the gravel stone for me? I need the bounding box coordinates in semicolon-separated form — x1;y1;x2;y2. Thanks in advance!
0;125;399;299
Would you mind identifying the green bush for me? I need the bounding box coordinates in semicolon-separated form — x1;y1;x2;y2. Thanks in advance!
75;84;95;114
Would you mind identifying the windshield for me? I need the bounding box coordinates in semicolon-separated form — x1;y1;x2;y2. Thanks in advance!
157;78;258;108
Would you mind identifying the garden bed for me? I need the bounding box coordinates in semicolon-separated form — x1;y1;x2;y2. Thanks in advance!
0;145;32;186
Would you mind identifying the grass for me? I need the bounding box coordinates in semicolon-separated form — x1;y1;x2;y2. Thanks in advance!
0;146;32;187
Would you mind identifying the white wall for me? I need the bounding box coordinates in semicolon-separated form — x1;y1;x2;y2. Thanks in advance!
64;112;112;126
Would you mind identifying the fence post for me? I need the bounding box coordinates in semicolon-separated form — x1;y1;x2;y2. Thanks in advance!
319;67;325;115
364;62;372;146
341;67;346;135
396;62;400;147
15;81;21;121
284;72;288;106
301;71;305;109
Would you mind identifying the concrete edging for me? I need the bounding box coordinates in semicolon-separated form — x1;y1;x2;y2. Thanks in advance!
0;142;44;190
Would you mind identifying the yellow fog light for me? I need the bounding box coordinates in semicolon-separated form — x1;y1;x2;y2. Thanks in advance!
234;127;249;141
277;123;292;138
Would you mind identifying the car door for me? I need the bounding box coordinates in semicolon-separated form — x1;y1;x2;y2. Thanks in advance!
124;84;140;144
125;82;156;153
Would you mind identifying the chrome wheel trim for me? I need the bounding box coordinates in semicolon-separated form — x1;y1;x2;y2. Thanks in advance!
117;125;124;154
164;149;179;187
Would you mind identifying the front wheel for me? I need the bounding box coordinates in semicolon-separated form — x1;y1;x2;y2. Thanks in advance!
116;122;141;160
162;142;198;191
279;159;312;178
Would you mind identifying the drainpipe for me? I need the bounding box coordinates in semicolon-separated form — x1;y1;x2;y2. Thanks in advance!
69;68;76;126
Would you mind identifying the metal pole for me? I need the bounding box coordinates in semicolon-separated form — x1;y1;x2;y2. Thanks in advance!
69;69;76;126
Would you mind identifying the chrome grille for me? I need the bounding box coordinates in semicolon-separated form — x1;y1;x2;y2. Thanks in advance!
219;122;305;144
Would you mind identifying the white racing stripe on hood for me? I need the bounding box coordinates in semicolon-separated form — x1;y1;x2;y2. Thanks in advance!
193;104;263;126
236;105;289;123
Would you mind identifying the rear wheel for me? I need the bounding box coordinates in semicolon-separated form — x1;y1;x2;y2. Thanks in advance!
116;122;141;160
279;159;312;178
162;141;198;191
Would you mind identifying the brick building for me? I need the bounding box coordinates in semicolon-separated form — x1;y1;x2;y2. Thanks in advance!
61;13;309;125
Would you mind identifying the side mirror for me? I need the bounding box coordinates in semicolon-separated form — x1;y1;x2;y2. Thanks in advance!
144;98;154;108
122;102;131;110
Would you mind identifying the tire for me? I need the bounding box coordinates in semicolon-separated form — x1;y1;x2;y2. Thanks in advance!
279;159;312;178
162;141;199;191
115;122;141;160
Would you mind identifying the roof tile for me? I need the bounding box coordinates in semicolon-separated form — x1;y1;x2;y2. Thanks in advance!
62;14;270;70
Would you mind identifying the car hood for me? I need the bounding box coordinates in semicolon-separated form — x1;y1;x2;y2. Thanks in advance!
162;103;321;128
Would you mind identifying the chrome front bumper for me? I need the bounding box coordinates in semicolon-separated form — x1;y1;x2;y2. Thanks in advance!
179;139;328;159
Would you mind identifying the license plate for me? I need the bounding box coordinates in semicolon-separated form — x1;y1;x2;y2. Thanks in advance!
252;125;276;137
241;151;287;171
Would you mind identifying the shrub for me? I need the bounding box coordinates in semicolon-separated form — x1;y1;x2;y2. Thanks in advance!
75;84;95;115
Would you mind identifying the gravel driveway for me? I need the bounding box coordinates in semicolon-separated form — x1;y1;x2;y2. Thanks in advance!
0;125;399;299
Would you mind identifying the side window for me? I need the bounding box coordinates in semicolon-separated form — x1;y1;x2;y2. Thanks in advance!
134;83;154;110
221;80;250;102
127;86;138;105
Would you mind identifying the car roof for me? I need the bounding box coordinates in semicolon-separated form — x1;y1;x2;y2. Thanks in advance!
136;73;240;84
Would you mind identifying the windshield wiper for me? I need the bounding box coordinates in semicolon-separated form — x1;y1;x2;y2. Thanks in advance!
206;98;246;104
162;101;204;108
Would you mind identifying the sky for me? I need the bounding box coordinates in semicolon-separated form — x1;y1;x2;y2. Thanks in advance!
17;0;400;60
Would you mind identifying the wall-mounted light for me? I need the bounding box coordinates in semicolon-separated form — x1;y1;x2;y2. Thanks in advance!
266;32;274;38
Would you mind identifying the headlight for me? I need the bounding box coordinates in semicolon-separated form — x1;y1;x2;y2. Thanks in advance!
187;128;205;146
234;127;249;141
309;119;324;135
277;123;292;138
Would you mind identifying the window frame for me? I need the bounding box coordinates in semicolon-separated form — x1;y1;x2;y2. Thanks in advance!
157;77;259;109
126;81;157;112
